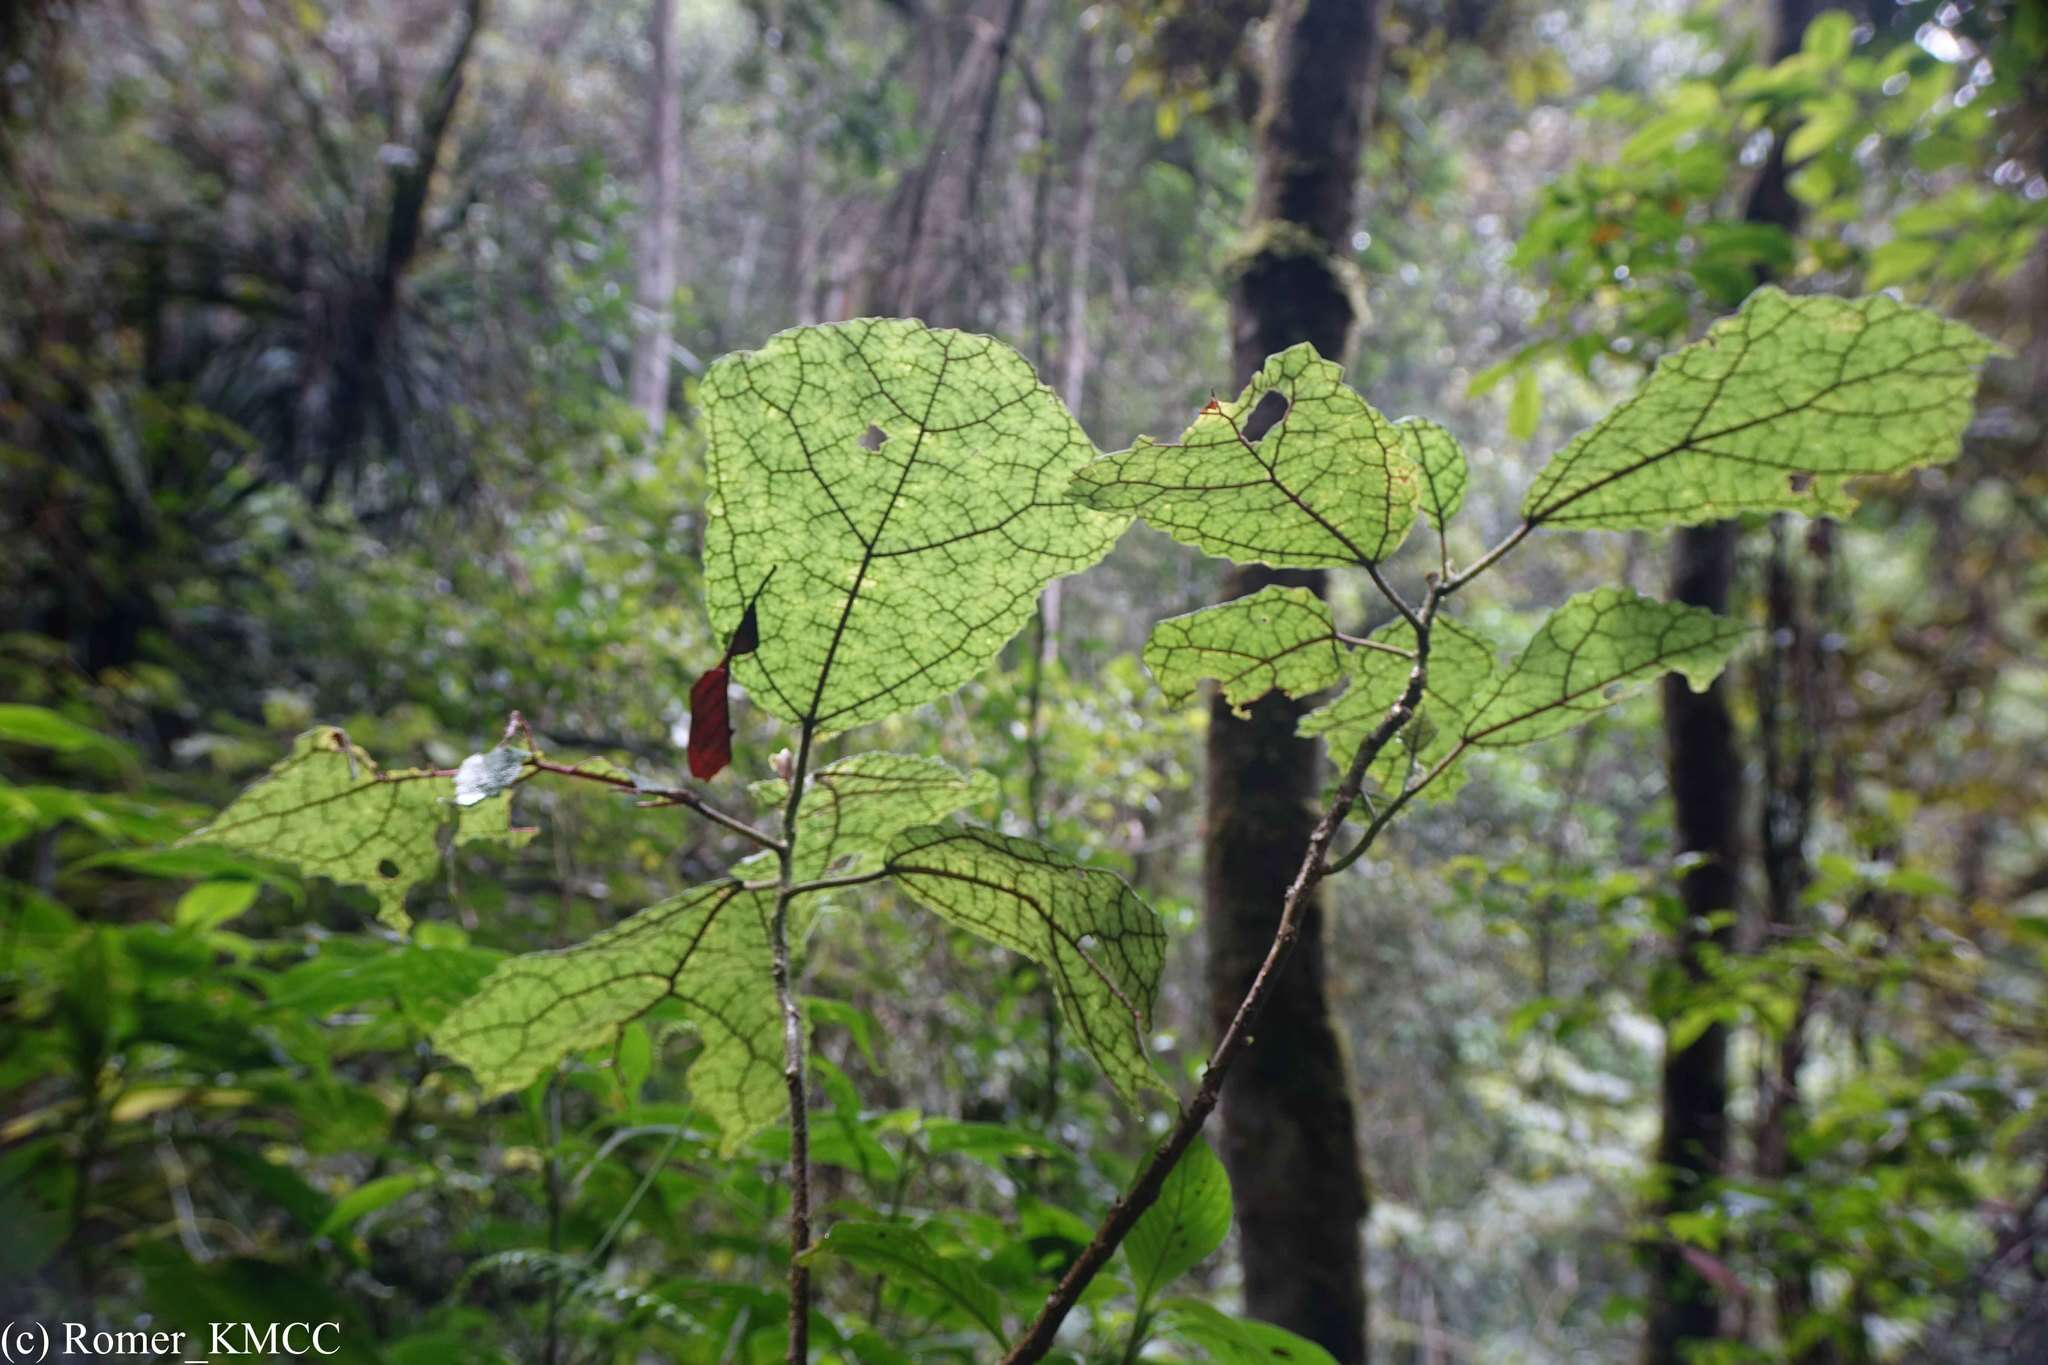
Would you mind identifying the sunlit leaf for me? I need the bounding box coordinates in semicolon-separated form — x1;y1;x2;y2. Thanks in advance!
1522;289;1995;530
1399;417;1468;530
1507;369;1542;441
1070;342;1420;567
1298;617;1498;800
1142;586;1344;715
701;319;1123;733
188;728;501;932
1462;588;1750;745
747;752;996;882
434;881;789;1154
886;825;1167;1105
173;880;261;932
316;1170;434;1237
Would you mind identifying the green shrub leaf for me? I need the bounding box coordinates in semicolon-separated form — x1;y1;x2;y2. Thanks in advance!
1462;588;1751;745
886;825;1167;1105
1299;616;1499;800
747;753;996;882
1142;586;1345;714
1125;1138;1232;1304
434;881;788;1155
1069;342;1419;567
801;1222;1005;1342
701;319;1122;733
188;728;515;932
1400;417;1469;530
1154;1297;1340;1365
1522;289;1996;530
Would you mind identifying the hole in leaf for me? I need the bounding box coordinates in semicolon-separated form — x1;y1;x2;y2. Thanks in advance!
376;858;402;880
858;423;889;452
1244;390;1291;442
1788;472;1813;493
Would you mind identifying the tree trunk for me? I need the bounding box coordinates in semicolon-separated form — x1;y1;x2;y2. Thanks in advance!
1646;4;1814;1360
628;0;682;434
1205;3;1383;1361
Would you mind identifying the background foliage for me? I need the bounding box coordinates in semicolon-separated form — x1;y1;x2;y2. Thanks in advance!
3;1;2046;1361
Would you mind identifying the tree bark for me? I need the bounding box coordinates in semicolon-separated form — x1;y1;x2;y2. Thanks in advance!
629;0;682;434
1205;3;1384;1361
1646;4;1814;1360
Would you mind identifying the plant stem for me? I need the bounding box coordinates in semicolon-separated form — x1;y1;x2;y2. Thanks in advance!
772;718;821;1364
1119;1306;1153;1365
525;756;783;850
1443;519;1535;595
542;1079;564;1365
999;591;1439;1363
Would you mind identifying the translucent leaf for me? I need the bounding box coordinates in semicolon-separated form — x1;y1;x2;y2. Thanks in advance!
1125;1138;1232;1303
1462;588;1750;746
454;795;538;851
1154;1297;1340;1365
1069;343;1420;567
1399;417;1468;530
188;728;509;933
801;1222;1005;1342
701;320;1123;733
746;753;997;882
1522;289;1996;530
1298;617;1498;801
1142;586;1344;715
885;825;1167;1105
434;881;788;1155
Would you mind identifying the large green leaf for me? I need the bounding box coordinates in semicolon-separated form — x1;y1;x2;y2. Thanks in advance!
1303;592;1748;800
747;753;996;882
1069;343;1420;567
1522;289;1996;530
1153;1298;1339;1365
1125;1138;1232;1304
1398;417;1468;531
885;825;1167;1105
701;319;1123;733
433;881;787;1155
1462;588;1750;745
1142;586;1345;715
188;728;519;932
1298;616;1498;801
801;1222;1005;1342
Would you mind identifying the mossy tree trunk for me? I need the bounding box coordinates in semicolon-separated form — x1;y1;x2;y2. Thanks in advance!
1205;2;1385;1361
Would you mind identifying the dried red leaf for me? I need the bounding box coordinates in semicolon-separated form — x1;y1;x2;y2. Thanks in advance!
688;663;733;780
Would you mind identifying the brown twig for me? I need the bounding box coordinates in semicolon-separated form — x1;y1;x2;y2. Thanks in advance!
999;576;1443;1362
524;756;784;851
